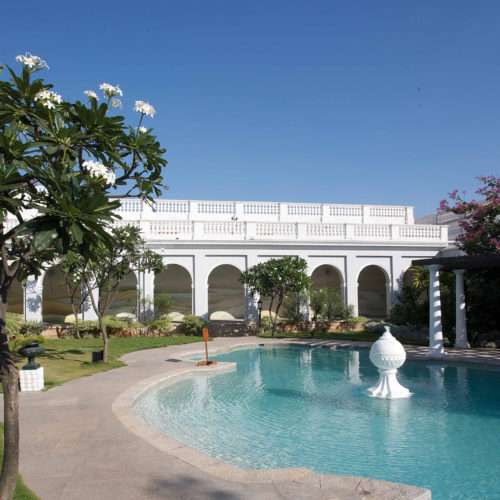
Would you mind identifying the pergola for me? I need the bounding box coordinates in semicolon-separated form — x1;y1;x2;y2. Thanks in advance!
412;252;500;358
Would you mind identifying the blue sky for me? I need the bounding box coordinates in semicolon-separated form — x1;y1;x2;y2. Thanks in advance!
2;0;499;216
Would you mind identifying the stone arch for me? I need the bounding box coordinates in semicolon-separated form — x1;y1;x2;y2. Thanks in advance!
310;264;343;293
43;265;80;323
357;265;389;319
7;279;24;315
104;271;138;318
207;264;244;321
154;264;192;319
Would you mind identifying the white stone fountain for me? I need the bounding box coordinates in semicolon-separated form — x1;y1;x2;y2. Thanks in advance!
365;326;412;399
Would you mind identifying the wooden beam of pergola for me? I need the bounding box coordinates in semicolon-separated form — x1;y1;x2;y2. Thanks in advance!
412;254;500;271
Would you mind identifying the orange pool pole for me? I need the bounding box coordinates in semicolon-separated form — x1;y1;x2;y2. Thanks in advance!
197;328;217;366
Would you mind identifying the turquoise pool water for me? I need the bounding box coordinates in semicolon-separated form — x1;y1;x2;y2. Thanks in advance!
134;346;500;499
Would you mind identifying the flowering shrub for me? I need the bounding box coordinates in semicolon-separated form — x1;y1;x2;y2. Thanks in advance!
439;176;500;254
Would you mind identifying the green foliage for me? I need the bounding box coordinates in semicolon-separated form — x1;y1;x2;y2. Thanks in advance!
240;256;310;336
391;268;455;337
12;334;46;352
390;284;428;327
153;293;173;320
147;318;172;336
5;312;22;337
309;288;353;321
18;322;44;336
180;314;208;336
68;316;143;338
260;316;273;331
281;293;308;324
343;316;367;330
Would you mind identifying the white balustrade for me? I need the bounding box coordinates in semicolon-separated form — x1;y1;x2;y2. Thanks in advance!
256;222;297;239
149;221;194;239
399;225;442;239
353;224;391;240
5;197;447;244
305;223;345;239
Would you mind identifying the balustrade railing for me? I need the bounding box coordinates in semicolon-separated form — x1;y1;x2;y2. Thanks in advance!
5;199;447;243
111;198;414;224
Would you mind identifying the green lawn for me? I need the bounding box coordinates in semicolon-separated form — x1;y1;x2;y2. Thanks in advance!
11;335;203;390
0;424;40;500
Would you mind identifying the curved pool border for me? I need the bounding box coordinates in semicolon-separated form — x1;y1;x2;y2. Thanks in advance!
112;337;440;499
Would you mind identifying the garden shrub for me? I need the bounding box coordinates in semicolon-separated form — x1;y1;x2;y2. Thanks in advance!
180;314;208;336
12;334;46;352
343;316;367;330
309;288;354;321
5;312;23;338
19;321;44;336
147;317;172;336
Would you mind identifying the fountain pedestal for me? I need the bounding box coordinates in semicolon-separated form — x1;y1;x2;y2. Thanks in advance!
19;367;44;391
366;327;412;399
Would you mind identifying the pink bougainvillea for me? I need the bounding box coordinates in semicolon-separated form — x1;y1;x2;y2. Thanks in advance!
439;176;500;255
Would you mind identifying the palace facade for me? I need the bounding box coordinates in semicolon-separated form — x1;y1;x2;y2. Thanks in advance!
7;198;448;323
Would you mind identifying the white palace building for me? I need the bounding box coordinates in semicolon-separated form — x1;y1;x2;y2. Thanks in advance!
8;198;448;325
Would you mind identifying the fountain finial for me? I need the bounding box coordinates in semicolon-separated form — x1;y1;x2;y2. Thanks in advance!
365;326;412;399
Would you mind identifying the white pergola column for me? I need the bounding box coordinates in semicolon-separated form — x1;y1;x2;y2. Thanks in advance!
24;275;43;323
426;264;446;359
454;269;469;348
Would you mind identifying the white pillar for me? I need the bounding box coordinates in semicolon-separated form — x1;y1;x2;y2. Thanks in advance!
385;280;392;318
24;275;43;323
193;256;208;319
346;256;358;316
142;270;155;321
245;254;259;324
426;264;446;359
454;269;469;348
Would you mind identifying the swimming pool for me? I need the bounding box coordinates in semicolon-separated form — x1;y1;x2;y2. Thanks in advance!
134;346;500;499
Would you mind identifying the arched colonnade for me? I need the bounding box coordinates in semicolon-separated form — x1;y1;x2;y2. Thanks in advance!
13;257;411;323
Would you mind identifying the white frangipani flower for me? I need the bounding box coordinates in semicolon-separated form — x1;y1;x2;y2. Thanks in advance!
134;100;156;118
82;160;116;186
111;98;122;109
34;89;63;110
99;83;123;99
16;52;49;71
84;90;99;100
138;126;147;133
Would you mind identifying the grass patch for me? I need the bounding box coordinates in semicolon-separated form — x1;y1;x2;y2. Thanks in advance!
10;336;202;390
0;424;40;500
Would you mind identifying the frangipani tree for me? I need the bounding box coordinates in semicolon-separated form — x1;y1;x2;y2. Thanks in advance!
239;256;310;337
0;53;167;499
60;224;164;362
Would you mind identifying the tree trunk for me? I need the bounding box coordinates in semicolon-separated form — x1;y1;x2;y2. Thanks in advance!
71;302;81;339
0;290;19;500
98;313;109;363
84;279;108;362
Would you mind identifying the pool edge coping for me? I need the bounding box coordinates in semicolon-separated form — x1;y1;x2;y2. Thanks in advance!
112;338;432;499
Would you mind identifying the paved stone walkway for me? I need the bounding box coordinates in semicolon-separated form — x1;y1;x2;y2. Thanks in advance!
5;337;499;500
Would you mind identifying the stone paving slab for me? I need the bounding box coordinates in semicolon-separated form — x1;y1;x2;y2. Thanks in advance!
6;336;498;499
